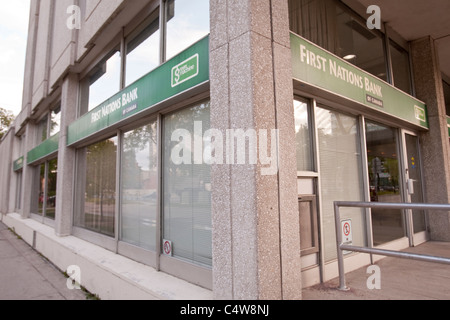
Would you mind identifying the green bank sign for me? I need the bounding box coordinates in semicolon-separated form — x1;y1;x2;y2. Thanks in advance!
290;33;428;129
27;133;59;165
68;36;209;146
13;156;24;171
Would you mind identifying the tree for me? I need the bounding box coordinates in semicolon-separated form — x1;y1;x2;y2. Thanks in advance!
0;108;15;140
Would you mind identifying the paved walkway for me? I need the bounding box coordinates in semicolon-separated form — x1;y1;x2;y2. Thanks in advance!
0;221;88;300
2;218;449;300
303;241;450;300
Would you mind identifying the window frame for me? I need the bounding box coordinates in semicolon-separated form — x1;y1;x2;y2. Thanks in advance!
72;95;213;290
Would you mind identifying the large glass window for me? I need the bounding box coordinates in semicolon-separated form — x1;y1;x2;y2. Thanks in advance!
365;121;404;245
163;102;212;266
76;137;118;237
35;159;58;220
166;0;210;60
294;99;314;172
121;121;158;251
50;106;61;137
84;50;121;113
316;106;366;261
390;41;412;95
126;13;160;86
289;0;388;81
37;115;48;143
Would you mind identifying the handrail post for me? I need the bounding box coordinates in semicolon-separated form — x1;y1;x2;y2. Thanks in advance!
334;202;349;291
333;201;450;292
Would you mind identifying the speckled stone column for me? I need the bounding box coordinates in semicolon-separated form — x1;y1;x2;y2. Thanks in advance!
210;0;302;300
410;36;450;241
55;73;79;237
21;123;38;219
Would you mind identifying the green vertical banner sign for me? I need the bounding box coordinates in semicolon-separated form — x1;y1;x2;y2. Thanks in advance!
290;33;429;129
68;36;209;146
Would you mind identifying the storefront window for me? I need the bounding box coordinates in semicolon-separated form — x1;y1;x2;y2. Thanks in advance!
316;106;366;261
294;99;313;172
289;0;388;81
46;159;58;220
163;102;212;266
126;13;160;86
38;163;45;215
36;159;57;220
121;121;158;251
76;137;118;237
166;0;210;60
390;41;412;95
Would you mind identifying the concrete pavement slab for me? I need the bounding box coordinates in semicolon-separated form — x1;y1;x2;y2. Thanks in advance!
0;222;88;300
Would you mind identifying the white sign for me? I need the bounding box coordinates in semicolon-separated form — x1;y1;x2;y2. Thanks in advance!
341;219;353;255
163;239;173;257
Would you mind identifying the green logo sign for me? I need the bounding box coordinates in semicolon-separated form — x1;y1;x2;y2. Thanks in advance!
171;54;199;88
414;105;426;122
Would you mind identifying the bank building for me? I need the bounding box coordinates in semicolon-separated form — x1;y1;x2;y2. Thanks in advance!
0;0;449;300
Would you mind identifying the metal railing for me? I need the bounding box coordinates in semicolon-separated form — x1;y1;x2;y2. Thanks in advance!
334;201;450;291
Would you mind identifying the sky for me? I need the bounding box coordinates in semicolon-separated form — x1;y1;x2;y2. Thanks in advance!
0;0;30;117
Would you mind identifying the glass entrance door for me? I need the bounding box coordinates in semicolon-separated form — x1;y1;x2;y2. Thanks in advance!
401;131;427;245
365;121;405;246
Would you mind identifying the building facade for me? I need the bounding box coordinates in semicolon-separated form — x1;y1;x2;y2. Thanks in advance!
0;0;449;300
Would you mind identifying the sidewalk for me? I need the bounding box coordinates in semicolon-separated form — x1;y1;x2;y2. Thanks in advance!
303;241;450;300
0;221;89;300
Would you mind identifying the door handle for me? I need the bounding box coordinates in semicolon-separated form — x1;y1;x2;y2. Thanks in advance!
407;179;415;195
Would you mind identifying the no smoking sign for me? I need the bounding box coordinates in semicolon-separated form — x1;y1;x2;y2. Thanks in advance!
341;219;353;254
163;240;173;257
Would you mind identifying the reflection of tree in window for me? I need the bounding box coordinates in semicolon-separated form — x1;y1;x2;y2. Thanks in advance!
46;159;58;219
85;139;117;236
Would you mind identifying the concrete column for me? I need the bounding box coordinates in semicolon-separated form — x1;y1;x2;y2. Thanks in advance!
210;0;302;300
410;36;450;241
55;73;79;237
0;129;14;214
21;123;38;219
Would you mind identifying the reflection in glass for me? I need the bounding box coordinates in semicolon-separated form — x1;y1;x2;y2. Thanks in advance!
288;0;388;81
404;134;426;233
294;100;313;172
88;51;121;111
316;106;366;261
121;122;158;251
50;106;61;137
390;41;412;95
126;16;160;86
79;137;118;237
166;0;210;60
366;121;404;245
45;159;58;220
38;163;45;215
163;102;211;266
38;115;48;143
